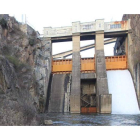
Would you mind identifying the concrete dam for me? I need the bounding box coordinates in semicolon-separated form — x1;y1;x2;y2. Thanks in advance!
39;18;140;114
46;70;140;114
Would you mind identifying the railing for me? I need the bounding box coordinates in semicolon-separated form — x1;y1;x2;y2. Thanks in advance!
52;55;127;73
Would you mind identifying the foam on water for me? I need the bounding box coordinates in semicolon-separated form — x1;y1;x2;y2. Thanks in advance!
107;70;140;114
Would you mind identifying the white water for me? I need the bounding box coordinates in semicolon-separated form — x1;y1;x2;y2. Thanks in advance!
107;70;140;114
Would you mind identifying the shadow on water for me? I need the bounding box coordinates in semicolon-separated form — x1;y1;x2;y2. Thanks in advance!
41;113;140;126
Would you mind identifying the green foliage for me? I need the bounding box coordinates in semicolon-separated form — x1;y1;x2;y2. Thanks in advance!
2;45;11;55
0;18;7;29
6;55;20;68
6;55;30;72
29;38;35;46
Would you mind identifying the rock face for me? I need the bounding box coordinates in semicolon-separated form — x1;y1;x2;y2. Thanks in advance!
34;38;52;113
115;14;140;107
0;14;51;125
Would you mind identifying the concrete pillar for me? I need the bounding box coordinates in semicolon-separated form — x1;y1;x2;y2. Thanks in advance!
95;19;112;114
70;34;81;113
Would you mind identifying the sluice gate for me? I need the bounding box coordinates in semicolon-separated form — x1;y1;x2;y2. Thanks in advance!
52;55;127;74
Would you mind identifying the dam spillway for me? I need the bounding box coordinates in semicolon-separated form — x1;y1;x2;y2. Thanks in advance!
107;70;140;114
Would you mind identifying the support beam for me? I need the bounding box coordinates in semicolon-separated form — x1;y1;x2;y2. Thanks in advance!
53;38;117;59
70;35;81;113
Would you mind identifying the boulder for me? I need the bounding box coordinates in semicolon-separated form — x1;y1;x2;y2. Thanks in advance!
44;120;53;125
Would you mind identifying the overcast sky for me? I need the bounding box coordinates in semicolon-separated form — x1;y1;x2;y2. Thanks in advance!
10;13;122;57
2;0;138;58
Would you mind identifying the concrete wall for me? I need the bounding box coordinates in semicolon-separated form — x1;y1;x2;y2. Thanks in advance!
81;73;96;79
20;24;36;37
81;79;96;95
48;74;71;113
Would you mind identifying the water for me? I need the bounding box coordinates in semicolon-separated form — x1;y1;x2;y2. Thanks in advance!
107;70;140;114
42;113;140;126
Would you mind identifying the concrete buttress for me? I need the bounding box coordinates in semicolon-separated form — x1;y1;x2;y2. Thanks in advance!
95;20;112;113
70;35;81;113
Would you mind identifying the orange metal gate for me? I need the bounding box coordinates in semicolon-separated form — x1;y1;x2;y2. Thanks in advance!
81;58;95;73
52;59;72;74
106;55;127;70
81;107;97;113
52;55;127;73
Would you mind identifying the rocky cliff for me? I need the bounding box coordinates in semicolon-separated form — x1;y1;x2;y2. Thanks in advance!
0;14;51;125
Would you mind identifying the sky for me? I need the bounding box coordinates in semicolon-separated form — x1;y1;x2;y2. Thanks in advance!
11;13;121;58
1;0;140;59
7;0;126;58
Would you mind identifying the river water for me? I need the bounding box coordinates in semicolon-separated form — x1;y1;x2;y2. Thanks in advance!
42;113;140;126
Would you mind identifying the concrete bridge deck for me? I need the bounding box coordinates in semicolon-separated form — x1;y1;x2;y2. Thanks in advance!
44;20;130;42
